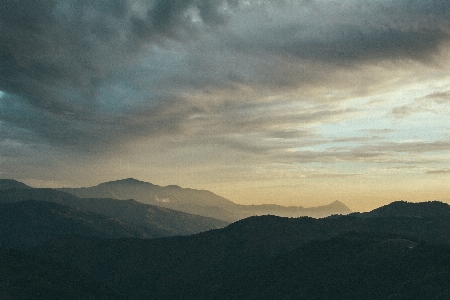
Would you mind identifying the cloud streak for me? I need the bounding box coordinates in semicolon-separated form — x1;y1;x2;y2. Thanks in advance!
426;169;450;175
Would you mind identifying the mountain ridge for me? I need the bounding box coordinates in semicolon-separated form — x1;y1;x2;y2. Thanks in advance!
58;178;352;221
0;200;161;249
34;200;450;299
0;179;32;190
355;200;450;218
0;184;229;236
1;182;449;299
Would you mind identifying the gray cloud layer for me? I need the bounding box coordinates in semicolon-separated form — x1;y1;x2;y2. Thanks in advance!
1;0;450;156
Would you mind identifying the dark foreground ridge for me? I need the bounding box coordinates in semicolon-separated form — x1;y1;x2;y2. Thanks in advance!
0;200;160;249
182;233;450;300
29;200;450;299
0;248;126;300
0;185;229;238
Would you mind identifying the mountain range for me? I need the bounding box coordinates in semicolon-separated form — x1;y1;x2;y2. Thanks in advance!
1;178;450;299
0;177;351;248
0;183;228;238
58;178;352;221
32;201;450;299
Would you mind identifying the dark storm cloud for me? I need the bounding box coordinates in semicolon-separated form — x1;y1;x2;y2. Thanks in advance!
1;0;450;155
0;0;236;150
280;26;445;64
0;0;236;111
227;0;450;66
143;0;237;39
0;93;199;152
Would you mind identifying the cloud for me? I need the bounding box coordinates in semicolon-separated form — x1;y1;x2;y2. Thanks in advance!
389;166;422;170
360;141;450;154
2;0;450;168
392;104;425;118
422;90;450;104
392;90;450;118
223;0;450;64
426;169;450;174
0;0;237;111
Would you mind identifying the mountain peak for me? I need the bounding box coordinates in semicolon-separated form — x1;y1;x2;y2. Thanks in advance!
330;200;345;206
98;178;155;186
328;200;351;210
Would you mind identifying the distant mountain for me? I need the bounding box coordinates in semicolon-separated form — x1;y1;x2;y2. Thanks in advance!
61;178;235;207
0;200;160;249
237;200;352;219
0;187;229;236
0;248;126;300
59;178;238;220
34;201;450;299
59;178;352;221
0;179;32;190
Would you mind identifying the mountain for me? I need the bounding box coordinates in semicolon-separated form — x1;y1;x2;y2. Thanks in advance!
0;248;126;300
59;178;239;221
4;179;449;299
0;186;229;236
237;200;351;218
59;178;352;221
355;200;450;218
184;234;450;300
61;178;235;207
34;201;450;299
0;179;32;190
0;200;160;249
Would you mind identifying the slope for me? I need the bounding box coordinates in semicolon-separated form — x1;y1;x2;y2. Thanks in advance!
0;186;229;236
34;200;450;299
0;248;126;300
0;200;160;249
0;179;32;190
186;233;450;300
355;200;450;218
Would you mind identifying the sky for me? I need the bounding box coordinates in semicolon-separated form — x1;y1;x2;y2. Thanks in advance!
1;0;450;211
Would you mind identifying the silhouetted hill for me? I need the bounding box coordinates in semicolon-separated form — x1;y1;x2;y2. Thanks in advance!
59;198;229;236
183;234;450;300
59;178;352;221
0;179;32;190
0;187;229;236
59;178;238;220
34;202;450;299
355;200;450;218
0;248;126;300
61;178;235;207
0;200;160;249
